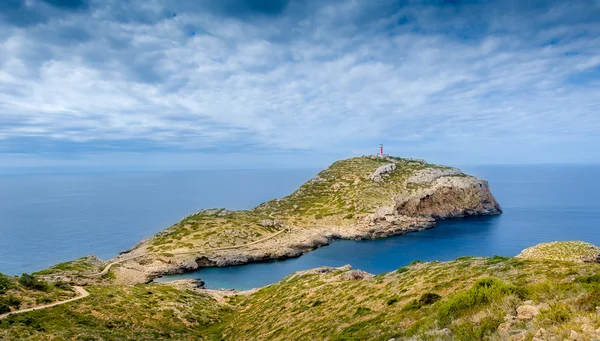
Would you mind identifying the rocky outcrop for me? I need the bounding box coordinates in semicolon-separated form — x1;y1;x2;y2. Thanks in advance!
406;167;463;185
517;241;600;263
369;163;396;182
395;176;502;219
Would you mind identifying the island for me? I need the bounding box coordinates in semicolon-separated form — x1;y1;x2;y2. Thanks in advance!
1;156;599;340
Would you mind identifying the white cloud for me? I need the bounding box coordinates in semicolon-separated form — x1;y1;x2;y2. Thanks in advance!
0;0;599;167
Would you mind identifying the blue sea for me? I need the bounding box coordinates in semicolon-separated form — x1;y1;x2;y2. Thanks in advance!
2;165;600;290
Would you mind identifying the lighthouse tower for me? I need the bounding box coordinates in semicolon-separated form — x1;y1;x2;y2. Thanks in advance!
377;144;389;158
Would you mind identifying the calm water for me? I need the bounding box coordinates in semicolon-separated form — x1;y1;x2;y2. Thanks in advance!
0;170;316;275
1;166;599;290
157;165;600;289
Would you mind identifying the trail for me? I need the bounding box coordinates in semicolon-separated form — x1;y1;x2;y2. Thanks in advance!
0;286;89;320
84;227;291;278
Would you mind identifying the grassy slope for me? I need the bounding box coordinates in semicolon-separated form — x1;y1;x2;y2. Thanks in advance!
220;252;600;340
146;156;449;253
0;284;228;341
0;273;75;316
5;242;600;340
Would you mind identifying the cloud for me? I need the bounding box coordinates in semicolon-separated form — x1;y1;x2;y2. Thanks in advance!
0;0;599;169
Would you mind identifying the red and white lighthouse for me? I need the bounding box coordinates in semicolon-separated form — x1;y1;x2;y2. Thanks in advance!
379;144;383;155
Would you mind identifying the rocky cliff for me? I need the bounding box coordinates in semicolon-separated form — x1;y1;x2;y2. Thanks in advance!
42;156;501;285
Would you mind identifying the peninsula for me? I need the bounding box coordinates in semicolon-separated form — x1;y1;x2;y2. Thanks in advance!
38;155;501;285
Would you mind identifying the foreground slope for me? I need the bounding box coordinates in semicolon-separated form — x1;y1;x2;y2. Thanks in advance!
50;155;499;285
4;242;600;340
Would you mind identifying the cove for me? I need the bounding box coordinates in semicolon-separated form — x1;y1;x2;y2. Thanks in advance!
156;165;600;290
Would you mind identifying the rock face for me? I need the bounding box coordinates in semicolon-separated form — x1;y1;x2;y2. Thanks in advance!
368;163;396;182
395;176;501;219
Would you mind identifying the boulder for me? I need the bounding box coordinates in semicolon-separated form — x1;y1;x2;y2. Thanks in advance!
516;305;539;320
369;163;396;182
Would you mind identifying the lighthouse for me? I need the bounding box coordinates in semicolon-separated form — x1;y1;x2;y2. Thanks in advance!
377;144;389;158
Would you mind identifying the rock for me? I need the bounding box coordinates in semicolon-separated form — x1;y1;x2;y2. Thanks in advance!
406;167;463;185
308;176;325;184
535;328;547;338
497;322;512;334
510;331;527;341
338;270;374;281
394;176;502;219
369;163;396;182
570;330;579;340
523;300;534;305
582;324;595;334
258;220;284;228
516;305;539;320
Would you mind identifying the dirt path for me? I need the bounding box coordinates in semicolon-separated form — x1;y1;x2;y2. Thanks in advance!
84;227;291;278
0;286;89;320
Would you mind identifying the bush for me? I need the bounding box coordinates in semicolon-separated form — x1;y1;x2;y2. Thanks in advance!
54;281;71;290
402;293;441;311
18;273;49;291
396;267;409;274
387;297;399;306
354;306;371;316
0;301;10;314
6;295;21;307
437;278;526;326
0;274;13;294
537;303;572;326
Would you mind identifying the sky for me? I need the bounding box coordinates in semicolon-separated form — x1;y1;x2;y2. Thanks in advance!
0;0;599;172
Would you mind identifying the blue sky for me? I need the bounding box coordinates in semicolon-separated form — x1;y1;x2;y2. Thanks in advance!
1;0;599;171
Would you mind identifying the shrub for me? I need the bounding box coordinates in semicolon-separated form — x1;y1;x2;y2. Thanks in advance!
6;295;21;307
0;301;10;314
451;315;503;341
387;297;399;306
354;306;371;316
396;267;409;274
18;273;49;291
575;274;600;284
537;303;572;326
402;293;441;311
437;278;526;326
54;281;71;290
0;274;12;294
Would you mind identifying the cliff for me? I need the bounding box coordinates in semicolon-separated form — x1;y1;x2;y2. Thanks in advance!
40;156;501;285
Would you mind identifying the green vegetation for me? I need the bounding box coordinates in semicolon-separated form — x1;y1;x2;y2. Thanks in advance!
33;256;101;277
4;243;600;340
0;284;229;340
0;273;75;317
142;156;450;253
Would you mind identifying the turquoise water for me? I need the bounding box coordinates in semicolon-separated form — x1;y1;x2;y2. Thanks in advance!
1;165;599;290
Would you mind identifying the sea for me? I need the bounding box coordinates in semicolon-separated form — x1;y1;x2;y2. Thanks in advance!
1;165;599;290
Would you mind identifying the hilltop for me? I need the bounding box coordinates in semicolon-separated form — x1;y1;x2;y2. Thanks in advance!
37;155;501;285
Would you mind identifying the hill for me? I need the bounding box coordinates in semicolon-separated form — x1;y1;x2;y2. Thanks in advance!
37;156;501;285
3;242;600;340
